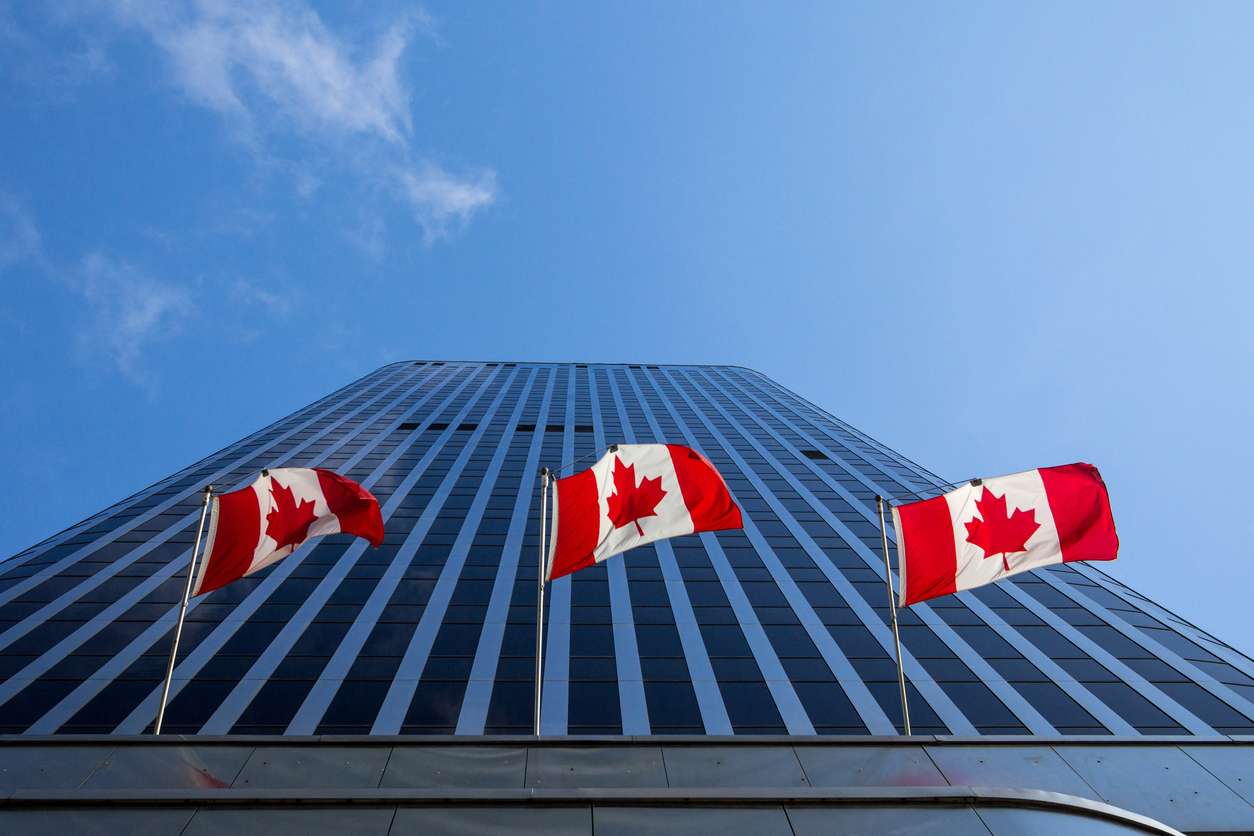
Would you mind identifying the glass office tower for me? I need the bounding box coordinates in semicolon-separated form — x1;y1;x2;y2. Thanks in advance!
1;360;1251;738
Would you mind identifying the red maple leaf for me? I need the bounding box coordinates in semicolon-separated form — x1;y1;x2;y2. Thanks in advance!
265;478;317;551
964;487;1040;571
606;456;667;536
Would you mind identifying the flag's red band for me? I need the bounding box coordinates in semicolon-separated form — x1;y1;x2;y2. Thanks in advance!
897;494;957;606
316;468;385;547
667;444;742;532
1039;463;1119;564
548;468;599;581
196;487;261;596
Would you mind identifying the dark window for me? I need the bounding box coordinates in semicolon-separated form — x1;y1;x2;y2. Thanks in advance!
794;681;866;730
1088;682;1183;731
1156;683;1254;729
1055;658;1120;683
1123;658;1190;683
568;682;621;730
1012;682;1102;729
720;681;785;731
644;681;702;729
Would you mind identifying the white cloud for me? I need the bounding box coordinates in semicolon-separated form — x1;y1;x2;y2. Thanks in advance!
102;0;495;243
112;0;416;143
397;163;497;243
77;253;192;385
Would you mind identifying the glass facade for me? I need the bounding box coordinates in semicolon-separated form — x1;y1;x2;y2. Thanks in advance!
0;360;1251;737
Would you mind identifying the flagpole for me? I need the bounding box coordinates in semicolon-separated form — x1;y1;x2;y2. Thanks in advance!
876;495;912;736
533;467;551;737
155;484;213;735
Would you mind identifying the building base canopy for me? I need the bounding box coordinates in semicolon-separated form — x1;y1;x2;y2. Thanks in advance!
3;736;1251;834
0;793;1179;836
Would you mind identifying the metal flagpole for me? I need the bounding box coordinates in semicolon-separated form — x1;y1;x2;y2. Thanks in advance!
876;495;912;736
155;484;213;735
533;467;551;737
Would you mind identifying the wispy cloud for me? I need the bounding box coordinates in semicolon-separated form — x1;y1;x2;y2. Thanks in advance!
101;0;495;243
76;253;192;387
0;192;42;270
0;193;190;387
0;3;114;95
397;163;497;244
231;276;294;316
111;0;416;143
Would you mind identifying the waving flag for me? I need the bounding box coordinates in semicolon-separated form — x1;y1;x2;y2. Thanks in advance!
547;444;742;581
892;462;1118;606
192;468;383;596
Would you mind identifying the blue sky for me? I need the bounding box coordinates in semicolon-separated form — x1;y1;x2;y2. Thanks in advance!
1;1;1250;653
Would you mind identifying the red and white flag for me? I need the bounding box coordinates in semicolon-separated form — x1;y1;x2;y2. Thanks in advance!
892;462;1118;607
547;444;742;581
192;468;384;596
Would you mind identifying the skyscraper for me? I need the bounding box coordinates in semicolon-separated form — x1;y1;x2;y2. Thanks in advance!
2;361;1252;832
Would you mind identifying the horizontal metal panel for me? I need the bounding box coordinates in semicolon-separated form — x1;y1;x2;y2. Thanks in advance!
924;744;1097;798
660;745;808;788
525;745;666;788
794;744;948;787
787;804;991;836
1055;744;1254;833
231;745;389;790
1181;744;1254;807
184;806;395;836
596;806;792;836
975;806;1152;836
0;808;196;836
0;745;112;790
381;745;526;789
392;806;590;836
82;744;252;790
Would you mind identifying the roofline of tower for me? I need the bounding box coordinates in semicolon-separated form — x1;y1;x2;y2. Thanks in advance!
378;359;773;378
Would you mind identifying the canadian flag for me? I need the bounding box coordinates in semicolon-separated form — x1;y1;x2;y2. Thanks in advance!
547;444;742;581
192;468;384;596
892;462;1118;607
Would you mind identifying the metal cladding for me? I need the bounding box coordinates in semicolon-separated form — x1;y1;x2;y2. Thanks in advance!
0;361;1251;737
